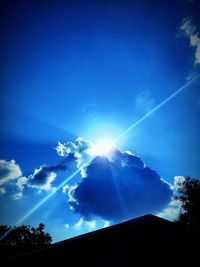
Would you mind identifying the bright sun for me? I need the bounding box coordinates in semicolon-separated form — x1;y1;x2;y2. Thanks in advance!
87;138;115;156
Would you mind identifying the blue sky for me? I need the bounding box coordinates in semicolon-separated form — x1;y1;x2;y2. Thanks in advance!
0;0;200;242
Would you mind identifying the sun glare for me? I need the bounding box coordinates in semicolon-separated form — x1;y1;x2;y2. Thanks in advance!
87;138;115;156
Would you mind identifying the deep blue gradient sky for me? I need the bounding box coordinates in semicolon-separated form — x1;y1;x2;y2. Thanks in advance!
1;0;200;242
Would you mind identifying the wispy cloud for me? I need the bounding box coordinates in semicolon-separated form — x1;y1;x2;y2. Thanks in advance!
73;218;84;230
72;218;97;231
181;17;200;65
0;187;6;195
86;220;96;230
12;192;23;200
103;221;110;228
135;90;155;114
64;223;70;229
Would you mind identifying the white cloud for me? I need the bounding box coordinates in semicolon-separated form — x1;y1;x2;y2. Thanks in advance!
73;218;84;230
0;160;28;199
72;218;96;231
0;187;6;195
0;159;63;198
173;175;186;190
67;185;78;206
56;137;93;177
16;176;28;191
181;18;196;35
158;175;186;220
62;184;69;193
64;223;70;229
157;199;181;221
62;137;172;222
181;17;200;64
28;166;56;191
103;221;110;228
12;192;23;200
0;159;22;186
86;220;96;230
56;141;74;157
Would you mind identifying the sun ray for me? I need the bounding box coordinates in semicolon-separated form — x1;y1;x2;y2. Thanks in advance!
114;74;200;144
0;158;94;241
2;74;198;238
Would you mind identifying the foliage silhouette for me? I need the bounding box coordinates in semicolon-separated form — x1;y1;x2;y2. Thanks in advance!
175;177;200;235
0;223;52;257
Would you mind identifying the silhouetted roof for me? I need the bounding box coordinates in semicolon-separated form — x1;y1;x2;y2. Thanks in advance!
10;214;198;266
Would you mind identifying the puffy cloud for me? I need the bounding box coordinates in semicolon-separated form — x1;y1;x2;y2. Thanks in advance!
0;159;28;199
56;142;74;157
0;157;73;197
61;138;172;223
56;138;92;158
157;176;189;221
28;160;72;191
28;166;57;191
16;177;28;191
173;175;186;190
181;17;200;64
56;137;93;177
0;159;22;186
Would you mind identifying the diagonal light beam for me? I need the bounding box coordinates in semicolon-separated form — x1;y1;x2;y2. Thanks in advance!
16;170;80;226
2;74;199;239
114;74;200;144
0;158;94;240
16;157;94;226
16;75;200;224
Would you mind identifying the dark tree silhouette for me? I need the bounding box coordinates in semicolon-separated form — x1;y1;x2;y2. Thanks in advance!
175;177;200;234
0;223;52;255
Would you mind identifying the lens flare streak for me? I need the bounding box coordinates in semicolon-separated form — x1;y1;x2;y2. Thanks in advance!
3;74;198;236
114;75;200;144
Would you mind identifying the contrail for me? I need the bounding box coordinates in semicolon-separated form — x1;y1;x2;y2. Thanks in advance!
2;74;198;239
114;74;200;144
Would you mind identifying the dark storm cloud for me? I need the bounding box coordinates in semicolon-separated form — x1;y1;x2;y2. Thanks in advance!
61;143;172;222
